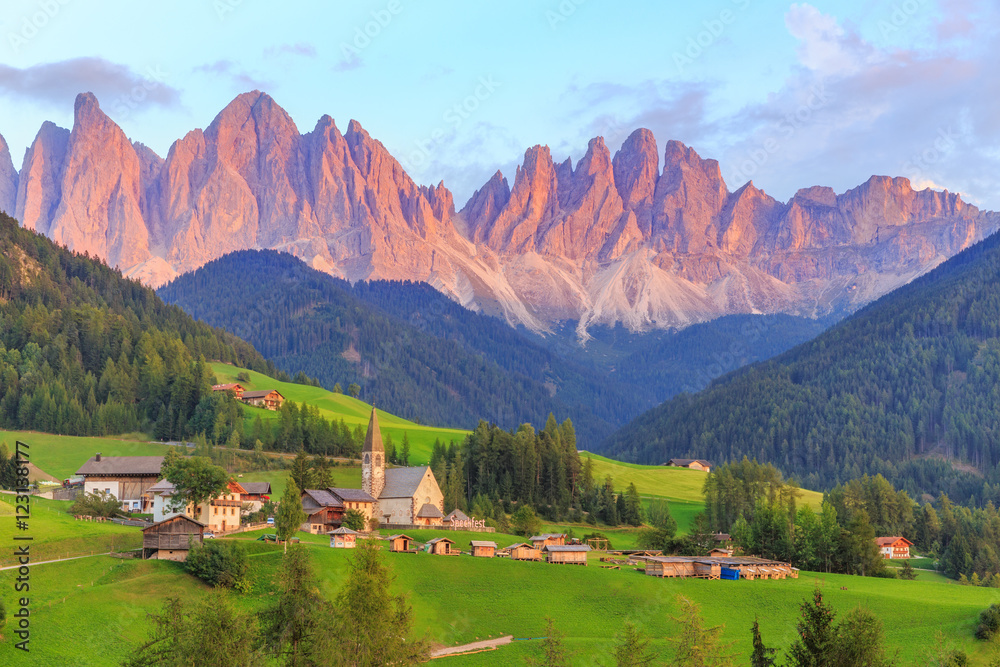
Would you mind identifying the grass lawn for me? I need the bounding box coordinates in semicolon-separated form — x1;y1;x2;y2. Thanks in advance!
210;362;470;464
0;431;174;482
6;531;1000;666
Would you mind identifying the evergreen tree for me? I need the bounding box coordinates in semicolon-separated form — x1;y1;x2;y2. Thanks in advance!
400;432;411;466
668;595;735;667
276;477;306;552
526;617;571;667
289;450;314;493
623;483;643;526
310;455;333;489
787;587;836;667
829;607;892;667
609;621;656;667
750;618;778;667
261;544;331;665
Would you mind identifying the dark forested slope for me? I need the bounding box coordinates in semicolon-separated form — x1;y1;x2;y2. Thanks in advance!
602;230;1000;502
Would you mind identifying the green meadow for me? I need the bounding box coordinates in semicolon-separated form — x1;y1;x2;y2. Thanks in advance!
210;362;470;464
0;431;173;482
2;503;998;666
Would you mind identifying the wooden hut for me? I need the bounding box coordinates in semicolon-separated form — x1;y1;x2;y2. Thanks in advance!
388;534;415;552
709;548;733;557
529;533;567;549
507;543;543;561
426;537;458;555
694;560;722;579
328;527;359;549
643;557;697;578
470;540;497;558
142;514;205;561
543;544;590;565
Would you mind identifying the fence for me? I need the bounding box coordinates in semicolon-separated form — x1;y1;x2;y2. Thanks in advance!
379;523;495;533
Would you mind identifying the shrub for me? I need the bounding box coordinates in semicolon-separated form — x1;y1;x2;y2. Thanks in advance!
186;540;251;593
343;509;366;532
236;371;251;383
69;490;122;518
976;604;1000;641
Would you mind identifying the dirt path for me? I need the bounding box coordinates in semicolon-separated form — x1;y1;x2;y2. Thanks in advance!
430;635;513;659
0;552;111;571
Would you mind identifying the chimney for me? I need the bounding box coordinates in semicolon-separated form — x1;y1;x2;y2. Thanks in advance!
95;453;102;462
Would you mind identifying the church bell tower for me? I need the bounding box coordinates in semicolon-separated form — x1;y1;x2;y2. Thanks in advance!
361;407;385;502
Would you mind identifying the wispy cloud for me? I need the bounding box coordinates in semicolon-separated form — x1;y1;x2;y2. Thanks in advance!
263;42;317;58
0;57;180;110
193;60;274;91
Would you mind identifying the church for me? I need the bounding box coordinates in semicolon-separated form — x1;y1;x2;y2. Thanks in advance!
362;407;445;526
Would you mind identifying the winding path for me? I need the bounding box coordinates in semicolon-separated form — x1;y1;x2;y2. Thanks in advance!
430;635;514;659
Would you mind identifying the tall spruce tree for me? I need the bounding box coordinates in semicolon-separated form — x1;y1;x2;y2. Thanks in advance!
787;587;836;667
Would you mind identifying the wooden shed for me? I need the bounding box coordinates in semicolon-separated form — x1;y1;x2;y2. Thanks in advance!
426;537;458;555
142;514;205;561
328;526;358;549
529;533;567;549
388;534;415;552
694;560;722;579
470;540;497;558
643;557;697;578
507;542;543;561
543;544;590;565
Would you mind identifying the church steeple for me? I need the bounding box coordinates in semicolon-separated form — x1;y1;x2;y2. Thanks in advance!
362;407;385;501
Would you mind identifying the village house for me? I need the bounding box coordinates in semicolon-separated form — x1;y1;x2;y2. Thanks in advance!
665;459;712;472
76;454;164;512
427;537;458;555
543;544;591;565
876;536;913;559
240;482;272;512
361;408;445;526
443;508;471;526
301;487;377;534
529;533;567;549
328;527;359;549
507;542;543;561
148;479;247;534
211;383;245;399
241;389;285;411
142;514;205;561
470;540;497;558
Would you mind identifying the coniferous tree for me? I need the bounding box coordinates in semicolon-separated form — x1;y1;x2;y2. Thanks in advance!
276;478;306;552
787;587;836;667
609;621;656;667
668;595;735;667
261;544;332;665
289;450;314;493
526;617;571;667
750;618;778;667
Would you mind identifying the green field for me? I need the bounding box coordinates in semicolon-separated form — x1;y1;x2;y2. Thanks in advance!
210;362;470;464
3;510;999;666
0;431;174;483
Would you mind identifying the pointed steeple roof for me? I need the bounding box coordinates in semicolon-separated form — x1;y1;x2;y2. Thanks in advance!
363;407;383;453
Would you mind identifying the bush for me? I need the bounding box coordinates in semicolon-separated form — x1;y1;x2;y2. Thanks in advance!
512;505;542;537
69;490;122;518
977;604;1000;641
185;540;251;593
343;509;366;532
236;371;251;383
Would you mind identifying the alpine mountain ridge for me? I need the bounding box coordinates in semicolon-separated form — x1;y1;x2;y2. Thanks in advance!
2;90;997;338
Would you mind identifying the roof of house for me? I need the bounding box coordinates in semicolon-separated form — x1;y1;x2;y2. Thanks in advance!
445;509;471;522
416;503;443;519
388;534;414;541
543;544;592;552
241;482;272;495
302;489;343;508
529;533;567;541
427;537;455;545
876;536;914;546
470;541;497;548
363;407;384;453
142;513;206;532
506;542;534;550
330;487;376;503
328;527;359;535
77;455;164;476
242;389;283;399
713;533;732;542
380;466;433;499
667;458;711;467
212;383;243;391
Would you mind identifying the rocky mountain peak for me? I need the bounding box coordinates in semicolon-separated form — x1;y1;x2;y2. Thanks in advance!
0;133;17;216
613;128;659;235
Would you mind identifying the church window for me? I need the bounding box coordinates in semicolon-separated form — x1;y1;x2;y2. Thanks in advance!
376;455;382;467
364;453;370;464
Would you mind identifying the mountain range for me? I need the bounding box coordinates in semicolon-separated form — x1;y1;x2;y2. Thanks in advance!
3;91;997;338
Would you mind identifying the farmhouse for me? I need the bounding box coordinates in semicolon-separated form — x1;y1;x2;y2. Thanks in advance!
665;459;712;472
142;514;205;561
427;537;458;555
361;408;445;526
211;383;245;399
507;542;542;561
544;544;590;565
241;482;272;512
529;533;567;549
241;389;285;411
148;478;247;534
328;527;359;549
876;536;913;559
470;540;497;558
76;454;164;512
301;487;377;533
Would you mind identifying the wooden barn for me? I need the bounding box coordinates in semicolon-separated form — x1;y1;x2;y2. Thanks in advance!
543;544;590;565
426;537;458;555
76;453;164;513
388;534;415;553
643;557;698;578
241;389;285;411
529;533;567;549
709;548;733;557
665;458;712;472
211;383;245;399
470;540;497;558
328;527;359;549
644;555;796;580
507;543;542;561
142;515;205;561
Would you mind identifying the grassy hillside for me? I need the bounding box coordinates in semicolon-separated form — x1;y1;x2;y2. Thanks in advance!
2;508;998;666
210;362;470;465
0;431;173;482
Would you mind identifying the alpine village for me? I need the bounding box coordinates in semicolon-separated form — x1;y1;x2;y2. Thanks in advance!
2;3;1000;666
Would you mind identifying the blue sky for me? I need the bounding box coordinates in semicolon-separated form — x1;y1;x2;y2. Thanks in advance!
0;0;997;208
